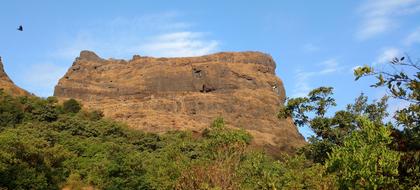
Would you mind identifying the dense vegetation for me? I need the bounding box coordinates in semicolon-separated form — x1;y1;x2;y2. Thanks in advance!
279;55;419;189
0;93;332;189
0;55;418;189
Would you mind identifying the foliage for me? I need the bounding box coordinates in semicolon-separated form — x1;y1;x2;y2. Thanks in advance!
354;56;419;139
1;54;418;189
176;118;252;190
354;55;420;189
237;153;336;190
279;87;389;163
0;92;338;189
63;98;82;114
176;118;335;189
276;55;419;189
326;117;400;189
0;90;24;128
398;151;420;189
0;126;75;190
278;87;336;127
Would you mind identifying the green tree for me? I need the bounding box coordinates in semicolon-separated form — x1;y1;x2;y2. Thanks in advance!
279;87;389;163
326;117;400;189
0;90;24;128
0;126;75;190
354;55;420;188
63;98;82;113
354;56;419;148
22;97;59;122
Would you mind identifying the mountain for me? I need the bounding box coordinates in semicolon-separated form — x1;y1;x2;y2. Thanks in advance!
54;50;305;155
0;56;30;96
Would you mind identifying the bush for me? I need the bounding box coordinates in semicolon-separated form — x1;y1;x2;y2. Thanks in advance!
63;99;81;113
0;90;24;128
326;117;400;189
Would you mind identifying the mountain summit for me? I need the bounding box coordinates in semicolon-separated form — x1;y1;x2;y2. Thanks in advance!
54;50;305;155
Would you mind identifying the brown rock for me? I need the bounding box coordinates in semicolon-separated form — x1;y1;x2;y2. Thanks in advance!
0;56;30;96
54;50;305;155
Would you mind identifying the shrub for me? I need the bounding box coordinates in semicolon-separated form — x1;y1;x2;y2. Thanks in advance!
63;99;81;113
326;117;400;189
0;90;24;128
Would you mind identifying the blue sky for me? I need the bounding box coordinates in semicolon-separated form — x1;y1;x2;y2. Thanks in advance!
1;0;419;137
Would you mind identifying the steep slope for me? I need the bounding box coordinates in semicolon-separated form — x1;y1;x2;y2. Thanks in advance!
0;56;30;96
54;51;305;154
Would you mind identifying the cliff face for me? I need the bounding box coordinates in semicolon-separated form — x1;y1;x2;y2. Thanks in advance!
54;51;305;154
0;57;30;96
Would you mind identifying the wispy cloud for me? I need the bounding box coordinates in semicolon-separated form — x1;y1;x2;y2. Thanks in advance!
292;58;341;97
20;63;67;97
346;47;403;74
319;58;340;74
404;27;420;46
137;32;218;57
303;43;320;53
34;12;220;96
373;47;402;65
349;47;403;74
293;70;313;97
52;12;219;59
356;0;420;40
53;32;97;60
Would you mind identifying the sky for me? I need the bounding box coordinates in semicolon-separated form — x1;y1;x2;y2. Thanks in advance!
1;0;419;138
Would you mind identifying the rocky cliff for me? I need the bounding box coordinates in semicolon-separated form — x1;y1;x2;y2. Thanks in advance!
54;51;305;155
0;57;30;96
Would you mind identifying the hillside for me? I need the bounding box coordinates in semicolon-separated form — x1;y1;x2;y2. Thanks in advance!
0;57;30;96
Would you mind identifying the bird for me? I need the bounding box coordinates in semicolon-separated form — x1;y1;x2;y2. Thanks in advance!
17;25;23;31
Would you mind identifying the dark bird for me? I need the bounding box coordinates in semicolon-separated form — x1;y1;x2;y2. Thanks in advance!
17;25;23;31
400;56;405;61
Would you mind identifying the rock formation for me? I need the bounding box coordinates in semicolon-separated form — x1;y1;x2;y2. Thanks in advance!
0;56;30;96
54;50;305;155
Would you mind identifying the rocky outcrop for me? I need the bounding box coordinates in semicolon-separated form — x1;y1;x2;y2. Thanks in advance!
0;57;30;96
54;51;305;155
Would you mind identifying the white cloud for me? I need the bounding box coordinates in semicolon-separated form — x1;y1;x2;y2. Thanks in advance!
53;32;97;60
292;58;341;97
53;12;219;59
137;32;219;57
108;11;191;32
404;27;420;46
357;0;420;40
303;43;320;53
38;12;219;97
293;69;314;97
373;47;402;65
319;58;340;74
20;63;68;97
357;17;391;39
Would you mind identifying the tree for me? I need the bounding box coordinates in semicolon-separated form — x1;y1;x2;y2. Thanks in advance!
63;99;81;113
354;56;419;130
354;55;420;188
0;90;24;128
326;117;400;189
279;87;389;163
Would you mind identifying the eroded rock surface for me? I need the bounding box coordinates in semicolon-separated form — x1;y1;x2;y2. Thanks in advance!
54;51;305;154
0;57;30;96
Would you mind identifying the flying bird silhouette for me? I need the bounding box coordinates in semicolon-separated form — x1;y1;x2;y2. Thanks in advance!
17;25;23;31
